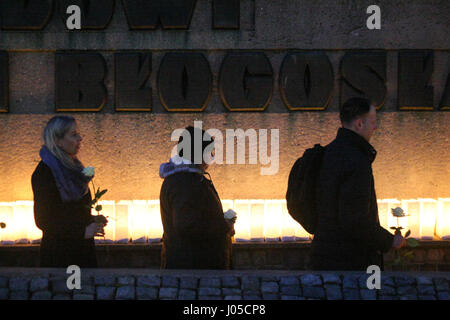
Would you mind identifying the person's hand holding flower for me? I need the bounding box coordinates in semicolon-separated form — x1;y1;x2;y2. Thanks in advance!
83;166;109;236
224;209;237;236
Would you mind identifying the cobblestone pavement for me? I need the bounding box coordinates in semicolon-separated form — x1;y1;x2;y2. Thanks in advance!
0;269;449;300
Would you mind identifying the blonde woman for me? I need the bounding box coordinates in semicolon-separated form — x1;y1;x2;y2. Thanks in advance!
31;116;106;267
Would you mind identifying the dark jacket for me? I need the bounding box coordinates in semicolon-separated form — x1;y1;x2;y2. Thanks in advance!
31;161;97;268
311;128;394;271
159;171;232;269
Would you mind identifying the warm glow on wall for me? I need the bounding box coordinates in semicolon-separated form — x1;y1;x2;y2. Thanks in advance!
0;199;448;244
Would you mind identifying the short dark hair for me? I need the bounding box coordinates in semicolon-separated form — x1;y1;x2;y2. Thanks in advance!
177;126;214;163
339;97;373;125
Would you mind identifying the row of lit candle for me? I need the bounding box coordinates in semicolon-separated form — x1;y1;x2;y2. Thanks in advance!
0;199;449;244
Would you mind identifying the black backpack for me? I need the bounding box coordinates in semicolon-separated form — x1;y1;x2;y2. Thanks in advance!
285;144;325;234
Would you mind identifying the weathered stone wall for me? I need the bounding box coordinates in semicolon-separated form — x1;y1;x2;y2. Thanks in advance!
1;0;448;51
0;0;449;202
1;112;449;201
0;268;449;300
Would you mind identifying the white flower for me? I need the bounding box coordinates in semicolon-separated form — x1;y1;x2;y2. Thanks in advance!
82;166;95;177
224;209;237;220
391;207;405;217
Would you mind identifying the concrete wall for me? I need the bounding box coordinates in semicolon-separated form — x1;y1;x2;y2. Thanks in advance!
0;0;449;202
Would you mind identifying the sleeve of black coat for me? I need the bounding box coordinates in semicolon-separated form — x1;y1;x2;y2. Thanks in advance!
169;181;231;241
32;164;92;240
338;161;394;253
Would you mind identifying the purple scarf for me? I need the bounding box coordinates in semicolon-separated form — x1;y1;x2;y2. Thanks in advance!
39;146;91;202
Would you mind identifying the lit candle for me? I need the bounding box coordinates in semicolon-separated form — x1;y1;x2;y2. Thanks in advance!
249;200;265;241
115;200;131;243
280;202;296;242
401;199;421;239
221;200;234;213
221;199;235;243
130;200;149;243
420;198;437;240
13;201;34;244
264;200;282;241
234;200;251;241
377;200;389;229
148;200;163;243
437;198;450;240
0;203;14;244
98;200;115;243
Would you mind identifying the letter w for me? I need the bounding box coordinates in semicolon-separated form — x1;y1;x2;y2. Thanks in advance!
122;0;197;30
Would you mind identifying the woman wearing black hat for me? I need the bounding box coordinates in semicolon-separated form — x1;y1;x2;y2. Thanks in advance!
159;126;235;269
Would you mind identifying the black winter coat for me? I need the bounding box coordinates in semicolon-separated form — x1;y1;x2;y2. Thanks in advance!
31;161;97;268
159;171;232;269
311;128;394;271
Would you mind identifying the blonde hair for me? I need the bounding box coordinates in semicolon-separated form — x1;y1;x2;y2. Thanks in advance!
42;116;83;171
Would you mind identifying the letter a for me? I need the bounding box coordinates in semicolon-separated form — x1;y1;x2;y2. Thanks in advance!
366;5;381;30
366;265;381;290
66;5;81;30
66;265;81;290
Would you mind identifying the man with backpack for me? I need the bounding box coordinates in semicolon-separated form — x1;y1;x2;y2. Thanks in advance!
287;97;405;271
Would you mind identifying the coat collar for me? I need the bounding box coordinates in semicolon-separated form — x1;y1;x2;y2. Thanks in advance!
336;127;377;163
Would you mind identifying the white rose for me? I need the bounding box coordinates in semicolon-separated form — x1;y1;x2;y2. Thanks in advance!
82;166;95;177
224;209;237;220
391;207;405;217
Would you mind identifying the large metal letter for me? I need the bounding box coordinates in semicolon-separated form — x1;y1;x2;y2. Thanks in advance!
55;52;107;112
122;0;196;30
219;53;273;111
115;53;152;111
340;51;387;109
0;0;53;30
280;52;333;111
213;0;239;29
439;71;450;111
158;53;212;112
398;51;434;111
0;52;8;113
